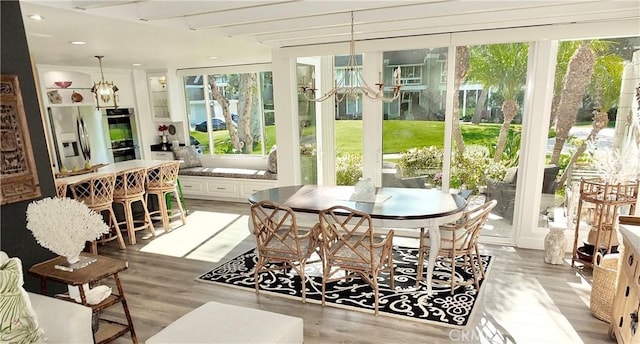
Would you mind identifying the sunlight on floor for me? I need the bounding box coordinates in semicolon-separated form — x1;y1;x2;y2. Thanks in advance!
140;211;253;263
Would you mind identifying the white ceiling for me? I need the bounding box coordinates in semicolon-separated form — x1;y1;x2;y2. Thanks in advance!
19;0;640;70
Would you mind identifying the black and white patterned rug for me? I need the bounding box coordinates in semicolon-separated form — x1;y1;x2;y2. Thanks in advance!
197;246;492;328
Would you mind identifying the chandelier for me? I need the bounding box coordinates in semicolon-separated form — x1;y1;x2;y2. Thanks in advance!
300;12;402;103
91;55;119;109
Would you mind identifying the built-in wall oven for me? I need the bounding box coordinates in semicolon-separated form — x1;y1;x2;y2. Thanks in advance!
102;108;140;162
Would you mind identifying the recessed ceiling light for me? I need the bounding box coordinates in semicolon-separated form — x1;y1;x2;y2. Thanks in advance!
208;56;219;60
131;63;142;66
69;41;86;45
28;14;44;20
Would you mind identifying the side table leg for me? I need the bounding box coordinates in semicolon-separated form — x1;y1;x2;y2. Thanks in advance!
39;277;47;295
113;273;137;344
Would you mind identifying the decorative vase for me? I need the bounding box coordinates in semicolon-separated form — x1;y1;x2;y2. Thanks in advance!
354;177;375;196
544;226;567;265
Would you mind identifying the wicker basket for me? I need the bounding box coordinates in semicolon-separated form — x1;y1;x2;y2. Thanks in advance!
590;251;620;322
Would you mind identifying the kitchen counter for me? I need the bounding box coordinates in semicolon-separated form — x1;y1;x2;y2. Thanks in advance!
57;160;170;185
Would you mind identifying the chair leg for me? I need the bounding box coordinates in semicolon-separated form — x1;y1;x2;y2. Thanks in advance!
450;251;457;294
299;264;306;304
108;208;126;250
475;244;486;280
172;188;186;225
157;192;170;232
467;253;481;290
123;200;137;245
140;197;156;238
416;228;425;288
372;278;379;316
388;253;395;290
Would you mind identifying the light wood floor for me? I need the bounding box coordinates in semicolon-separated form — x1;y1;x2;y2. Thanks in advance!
98;199;613;344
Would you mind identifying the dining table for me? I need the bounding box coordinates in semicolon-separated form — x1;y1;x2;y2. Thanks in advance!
248;185;467;295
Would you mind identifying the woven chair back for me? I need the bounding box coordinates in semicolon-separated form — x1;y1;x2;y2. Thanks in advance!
250;200;306;261
114;167;147;199
54;179;68;198
319;205;377;269
68;173;116;209
147;161;181;191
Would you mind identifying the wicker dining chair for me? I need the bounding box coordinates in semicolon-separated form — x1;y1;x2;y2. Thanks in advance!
113;167;156;245
68;173;125;252
416;199;497;293
250;200;320;303
146;161;186;232
318;205;395;315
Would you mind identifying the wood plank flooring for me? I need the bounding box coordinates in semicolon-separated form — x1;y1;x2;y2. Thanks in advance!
96;199;613;344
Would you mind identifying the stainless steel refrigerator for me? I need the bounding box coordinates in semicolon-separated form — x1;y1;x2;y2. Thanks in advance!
47;105;111;171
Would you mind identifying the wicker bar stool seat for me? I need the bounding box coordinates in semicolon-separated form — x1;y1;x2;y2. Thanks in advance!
113;167;156;245
146;161;186;232
68;173;125;252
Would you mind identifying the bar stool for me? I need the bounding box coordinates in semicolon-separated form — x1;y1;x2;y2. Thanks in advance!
146;161;186;232
54;179;67;198
113;167;156;245
68;173;126;252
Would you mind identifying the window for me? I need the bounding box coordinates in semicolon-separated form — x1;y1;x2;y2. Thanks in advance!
182;69;275;155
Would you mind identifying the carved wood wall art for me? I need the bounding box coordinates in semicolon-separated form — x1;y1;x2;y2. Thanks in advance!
1;75;42;204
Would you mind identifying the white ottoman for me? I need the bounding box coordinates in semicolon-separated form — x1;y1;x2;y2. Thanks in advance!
146;301;303;344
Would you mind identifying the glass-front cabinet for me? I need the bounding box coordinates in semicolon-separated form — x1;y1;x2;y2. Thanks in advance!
148;72;170;122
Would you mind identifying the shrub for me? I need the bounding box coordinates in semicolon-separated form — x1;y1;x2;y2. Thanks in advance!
398;146;444;177
336;153;363;186
451;145;492;190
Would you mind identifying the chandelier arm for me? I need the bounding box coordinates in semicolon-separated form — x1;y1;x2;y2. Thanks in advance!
298;10;402;104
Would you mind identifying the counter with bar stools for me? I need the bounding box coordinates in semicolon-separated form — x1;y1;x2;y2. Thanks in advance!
68;173;125;253
146;161;186;232
112;167;156;245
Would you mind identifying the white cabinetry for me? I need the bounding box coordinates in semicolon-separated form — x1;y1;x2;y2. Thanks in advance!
148;72;171;122
179;176;277;202
150;151;174;161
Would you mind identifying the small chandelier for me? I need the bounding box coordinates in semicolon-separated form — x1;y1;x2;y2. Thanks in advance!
91;55;119;109
300;11;402;103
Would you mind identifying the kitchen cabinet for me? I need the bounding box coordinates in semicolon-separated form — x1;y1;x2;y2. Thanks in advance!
148;72;171;122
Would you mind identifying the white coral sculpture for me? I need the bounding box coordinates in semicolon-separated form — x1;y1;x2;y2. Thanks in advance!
26;197;109;259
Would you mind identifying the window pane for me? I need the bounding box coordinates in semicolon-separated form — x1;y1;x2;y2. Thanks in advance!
381;48;447;189
183;70;275;156
461;43;529;238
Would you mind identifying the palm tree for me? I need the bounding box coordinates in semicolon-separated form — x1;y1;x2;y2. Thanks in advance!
556;51;623;186
549;43;595;165
452;46;469;156
467;43;529;162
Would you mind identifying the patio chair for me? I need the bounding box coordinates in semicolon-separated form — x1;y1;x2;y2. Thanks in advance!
318;205;395;315
416;200;497;294
250;200;320;303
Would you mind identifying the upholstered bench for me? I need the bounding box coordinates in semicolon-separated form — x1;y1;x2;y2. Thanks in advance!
179;166;277;180
145;301;303;344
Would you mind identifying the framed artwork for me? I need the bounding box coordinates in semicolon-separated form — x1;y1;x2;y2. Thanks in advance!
1;75;41;204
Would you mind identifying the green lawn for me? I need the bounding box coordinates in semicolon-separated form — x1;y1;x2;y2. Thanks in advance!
191;121;514;155
335;121;507;154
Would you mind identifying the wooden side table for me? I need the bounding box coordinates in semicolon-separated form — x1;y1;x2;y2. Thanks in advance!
29;253;137;344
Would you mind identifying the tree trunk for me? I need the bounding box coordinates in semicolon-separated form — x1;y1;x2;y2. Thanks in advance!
493;99;518;162
548;94;560;129
550;43;595;165
452;46;469;156
238;73;256;153
471;87;489;124
209;76;241;151
557;111;608;187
